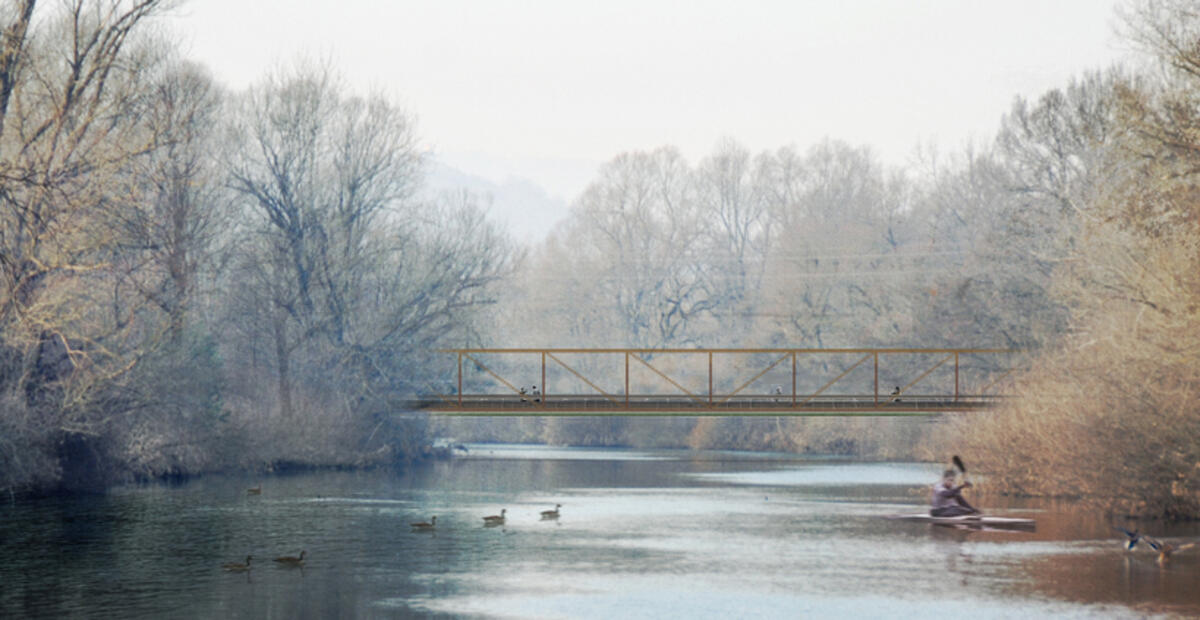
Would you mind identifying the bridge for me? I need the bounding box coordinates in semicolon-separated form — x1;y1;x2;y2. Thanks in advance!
414;348;1019;416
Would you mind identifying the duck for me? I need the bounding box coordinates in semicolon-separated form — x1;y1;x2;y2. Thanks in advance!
411;516;437;530
1115;526;1144;552
273;550;306;566
247;485;262;495
222;555;253;572
483;509;506;526
540;504;562;520
1145;537;1196;566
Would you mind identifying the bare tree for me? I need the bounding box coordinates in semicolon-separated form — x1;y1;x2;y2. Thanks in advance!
694;138;771;315
114;59;225;342
541;146;717;349
757;141;907;349
224;63;514;420
998;70;1125;217
225;64;416;415
0;0;175;489
350;188;516;395
906;70;1129;351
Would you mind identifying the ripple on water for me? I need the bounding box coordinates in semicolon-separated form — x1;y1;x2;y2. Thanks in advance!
684;462;943;487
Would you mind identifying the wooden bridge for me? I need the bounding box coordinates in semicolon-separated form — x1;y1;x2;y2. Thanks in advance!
413;348;1019;416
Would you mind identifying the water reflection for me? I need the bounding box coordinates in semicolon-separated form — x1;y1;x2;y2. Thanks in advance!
0;444;1197;618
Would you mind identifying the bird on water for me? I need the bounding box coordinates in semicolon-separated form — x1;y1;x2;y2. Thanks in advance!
411;516;437;531
222;555;253;572
1115;526;1145;552
483;509;506;526
540;504;562;520
274;551;306;566
1145;537;1196;566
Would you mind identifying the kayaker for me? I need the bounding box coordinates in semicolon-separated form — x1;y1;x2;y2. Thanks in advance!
930;469;979;517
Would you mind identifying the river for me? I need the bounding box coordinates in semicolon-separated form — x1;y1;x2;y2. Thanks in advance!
2;444;1199;618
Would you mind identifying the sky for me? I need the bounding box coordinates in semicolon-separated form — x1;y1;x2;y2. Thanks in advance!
165;0;1129;242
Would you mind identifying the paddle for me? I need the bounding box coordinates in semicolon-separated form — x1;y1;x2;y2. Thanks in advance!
951;454;980;517
952;455;971;489
952;455;967;479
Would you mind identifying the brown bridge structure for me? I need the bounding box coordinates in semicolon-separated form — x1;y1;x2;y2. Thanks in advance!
414;348;1020;417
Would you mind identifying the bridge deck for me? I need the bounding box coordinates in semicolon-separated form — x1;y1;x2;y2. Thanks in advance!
418;347;1018;417
416;394;1004;416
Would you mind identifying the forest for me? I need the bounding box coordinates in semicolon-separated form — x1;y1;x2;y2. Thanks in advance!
0;0;1197;518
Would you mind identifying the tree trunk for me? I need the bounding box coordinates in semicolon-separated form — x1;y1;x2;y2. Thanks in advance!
272;313;293;418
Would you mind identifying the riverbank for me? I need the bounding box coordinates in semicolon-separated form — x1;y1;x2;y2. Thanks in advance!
0;406;445;498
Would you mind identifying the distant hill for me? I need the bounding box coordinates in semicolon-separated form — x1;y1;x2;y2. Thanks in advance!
422;160;570;247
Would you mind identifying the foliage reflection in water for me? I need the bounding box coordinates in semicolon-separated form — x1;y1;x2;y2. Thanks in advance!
1;444;1198;618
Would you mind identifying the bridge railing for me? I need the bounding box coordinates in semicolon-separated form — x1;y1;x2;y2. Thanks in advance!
417;348;1021;416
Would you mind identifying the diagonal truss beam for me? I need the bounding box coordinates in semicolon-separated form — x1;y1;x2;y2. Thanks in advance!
717;353;792;405
891;353;954;400
425;382;462;408
631;353;709;407
546;352;624;407
796;353;873;407
463;352;547;409
463;353;524;396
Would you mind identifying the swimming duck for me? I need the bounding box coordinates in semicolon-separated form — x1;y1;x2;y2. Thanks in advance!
1115;526;1144;551
247;485;262;495
273;551;306;566
540;504;562;520
411;516;437;530
483;509;506;526
222;555;253;572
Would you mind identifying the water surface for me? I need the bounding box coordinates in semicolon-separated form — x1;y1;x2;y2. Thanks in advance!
1;444;1197;618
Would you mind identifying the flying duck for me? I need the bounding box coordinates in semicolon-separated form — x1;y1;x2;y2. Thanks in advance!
1145;537;1196;566
1115;526;1145;552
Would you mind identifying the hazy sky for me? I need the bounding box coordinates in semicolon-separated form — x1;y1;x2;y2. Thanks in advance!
167;0;1128;204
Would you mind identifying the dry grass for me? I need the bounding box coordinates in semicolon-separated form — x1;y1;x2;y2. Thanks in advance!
218;377;409;471
953;226;1200;518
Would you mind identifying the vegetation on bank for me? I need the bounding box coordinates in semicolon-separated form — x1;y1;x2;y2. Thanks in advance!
952;0;1200;518
0;1;513;494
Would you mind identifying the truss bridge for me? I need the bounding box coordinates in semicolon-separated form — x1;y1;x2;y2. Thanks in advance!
414;348;1019;416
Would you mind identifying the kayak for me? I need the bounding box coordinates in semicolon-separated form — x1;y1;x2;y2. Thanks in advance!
883;513;1036;529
